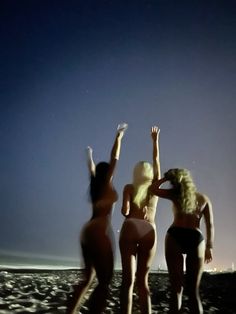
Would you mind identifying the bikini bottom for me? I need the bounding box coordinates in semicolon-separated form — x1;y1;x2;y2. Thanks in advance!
167;226;204;254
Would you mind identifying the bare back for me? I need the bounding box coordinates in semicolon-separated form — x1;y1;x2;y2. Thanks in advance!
171;192;208;229
92;185;118;219
124;184;158;223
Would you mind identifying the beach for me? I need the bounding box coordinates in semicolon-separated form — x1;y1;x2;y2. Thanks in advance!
0;269;235;313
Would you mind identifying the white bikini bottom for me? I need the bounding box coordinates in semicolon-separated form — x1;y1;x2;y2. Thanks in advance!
120;218;156;242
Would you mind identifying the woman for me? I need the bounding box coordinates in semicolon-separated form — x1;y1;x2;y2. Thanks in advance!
67;124;127;314
150;168;214;314
119;126;160;314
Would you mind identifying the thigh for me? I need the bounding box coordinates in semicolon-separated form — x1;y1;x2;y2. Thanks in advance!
93;234;114;283
81;221;114;283
165;233;184;289
119;228;137;282
80;243;95;281
185;241;205;288
137;227;157;275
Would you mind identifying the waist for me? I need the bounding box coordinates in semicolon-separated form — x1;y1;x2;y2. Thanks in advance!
92;205;114;218
167;225;203;236
128;209;156;223
171;217;201;229
91;213;112;220
125;217;156;228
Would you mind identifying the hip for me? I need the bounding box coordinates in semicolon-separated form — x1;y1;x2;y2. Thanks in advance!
120;217;156;241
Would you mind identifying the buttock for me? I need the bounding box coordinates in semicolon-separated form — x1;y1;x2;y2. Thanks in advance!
120;218;156;243
80;218;114;247
167;226;204;254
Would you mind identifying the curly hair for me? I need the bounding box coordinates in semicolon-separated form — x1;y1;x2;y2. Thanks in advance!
132;161;154;208
164;168;197;213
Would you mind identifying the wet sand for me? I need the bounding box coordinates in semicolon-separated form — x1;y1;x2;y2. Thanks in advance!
0;269;235;313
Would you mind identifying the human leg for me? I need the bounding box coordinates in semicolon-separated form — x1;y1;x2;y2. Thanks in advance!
119;229;137;314
66;243;95;314
88;234;114;314
185;241;205;314
136;227;156;314
165;233;184;313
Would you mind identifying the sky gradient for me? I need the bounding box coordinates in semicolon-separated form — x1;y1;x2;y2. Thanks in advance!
0;0;236;270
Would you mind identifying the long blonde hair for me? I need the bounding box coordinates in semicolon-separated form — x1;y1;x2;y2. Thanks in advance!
164;168;197;213
132;161;153;207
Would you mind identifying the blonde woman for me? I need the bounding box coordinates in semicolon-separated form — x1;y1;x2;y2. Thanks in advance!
67;124;127;314
150;169;214;314
119;126;160;314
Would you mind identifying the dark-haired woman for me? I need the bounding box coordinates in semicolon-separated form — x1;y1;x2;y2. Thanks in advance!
67;124;127;314
150;169;214;314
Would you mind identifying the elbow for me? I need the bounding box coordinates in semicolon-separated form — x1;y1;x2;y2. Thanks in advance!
149;185;158;196
121;207;129;217
207;223;215;240
208;221;214;231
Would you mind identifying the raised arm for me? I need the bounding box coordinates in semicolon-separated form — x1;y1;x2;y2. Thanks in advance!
203;196;214;263
86;146;96;176
151;126;161;180
149;177;176;200
107;123;127;182
121;184;131;217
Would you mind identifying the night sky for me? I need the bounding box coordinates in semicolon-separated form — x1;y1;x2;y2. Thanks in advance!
0;0;236;270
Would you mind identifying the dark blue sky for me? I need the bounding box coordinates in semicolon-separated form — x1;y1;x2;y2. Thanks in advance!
0;0;236;270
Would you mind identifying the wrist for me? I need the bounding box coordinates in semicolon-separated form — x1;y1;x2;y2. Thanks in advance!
117;135;123;141
206;243;213;249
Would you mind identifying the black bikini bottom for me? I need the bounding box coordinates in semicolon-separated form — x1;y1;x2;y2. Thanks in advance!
167;226;204;254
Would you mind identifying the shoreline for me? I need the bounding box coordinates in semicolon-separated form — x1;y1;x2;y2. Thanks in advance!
1;266;235;275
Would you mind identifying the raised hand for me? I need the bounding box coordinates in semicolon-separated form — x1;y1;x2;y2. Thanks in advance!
117;123;128;137
87;146;93;157
151;126;160;180
151;126;160;141
86;146;95;175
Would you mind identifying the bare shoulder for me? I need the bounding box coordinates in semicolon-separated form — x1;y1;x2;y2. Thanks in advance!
196;192;212;208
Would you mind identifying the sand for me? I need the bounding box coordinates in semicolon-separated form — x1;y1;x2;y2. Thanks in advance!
0;269;235;313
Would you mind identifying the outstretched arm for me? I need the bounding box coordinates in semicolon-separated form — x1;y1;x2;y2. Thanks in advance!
151;126;161;180
203;196;214;263
86;146;96;176
121;184;131;217
107;123;127;182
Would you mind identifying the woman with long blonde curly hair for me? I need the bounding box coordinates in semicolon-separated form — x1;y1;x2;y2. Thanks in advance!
164;168;197;213
150;168;214;314
119;126;160;314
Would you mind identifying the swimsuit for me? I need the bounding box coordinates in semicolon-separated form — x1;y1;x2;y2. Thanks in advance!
120;218;156;243
167;226;204;254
